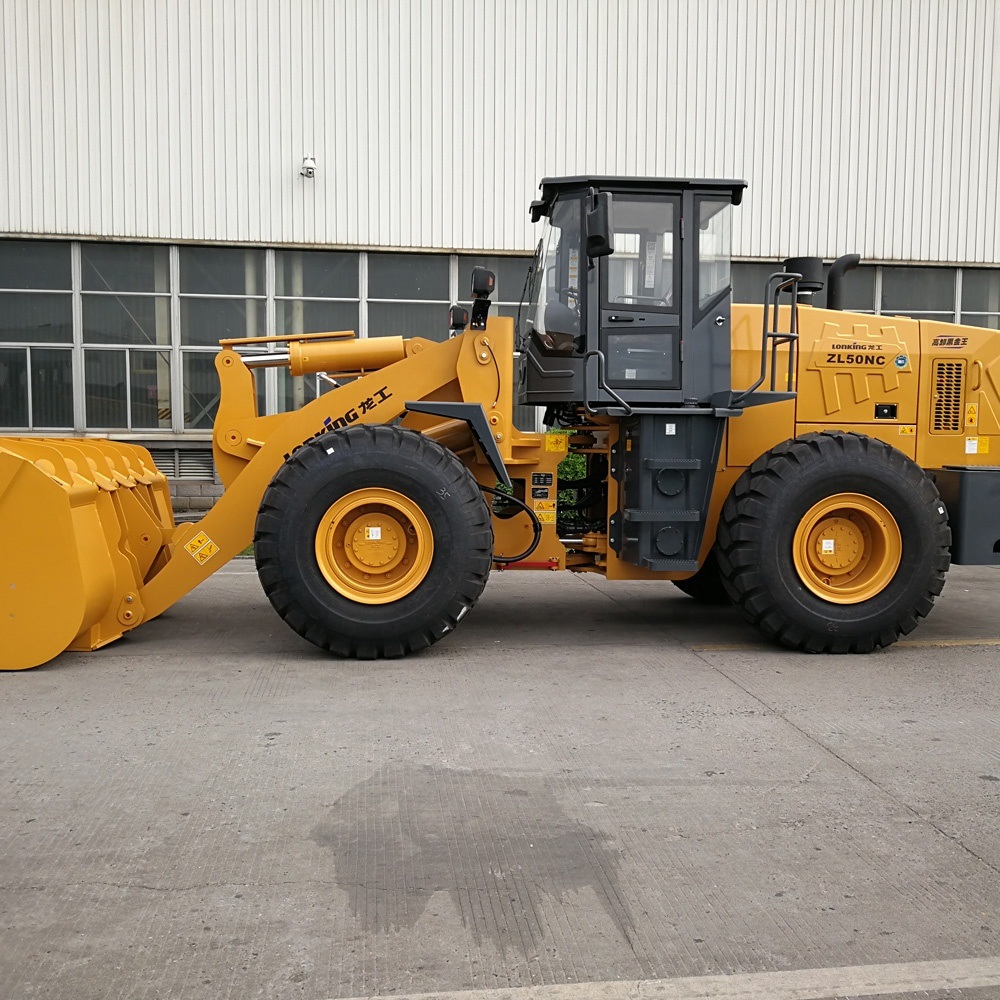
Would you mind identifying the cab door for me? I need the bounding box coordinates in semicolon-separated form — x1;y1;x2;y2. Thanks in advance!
599;195;681;394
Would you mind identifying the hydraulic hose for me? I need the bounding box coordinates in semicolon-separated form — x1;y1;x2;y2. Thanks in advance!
479;485;542;564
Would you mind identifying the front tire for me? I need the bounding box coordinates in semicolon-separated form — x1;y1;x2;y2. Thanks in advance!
716;431;950;653
254;425;493;658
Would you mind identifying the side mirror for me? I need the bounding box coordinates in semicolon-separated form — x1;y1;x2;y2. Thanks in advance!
586;192;614;259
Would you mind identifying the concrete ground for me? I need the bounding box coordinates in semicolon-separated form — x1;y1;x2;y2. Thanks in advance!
2;564;1000;1000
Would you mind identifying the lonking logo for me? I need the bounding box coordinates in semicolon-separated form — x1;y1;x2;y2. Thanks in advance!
282;386;396;462
320;386;394;433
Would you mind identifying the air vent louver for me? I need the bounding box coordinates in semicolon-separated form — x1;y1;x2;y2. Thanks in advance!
932;360;964;432
146;447;215;480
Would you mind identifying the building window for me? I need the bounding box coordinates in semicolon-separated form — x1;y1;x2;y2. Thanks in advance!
962;269;1000;330
179;247;266;428
25;347;74;428
731;263;782;305
0;348;27;426
881;266;956;322
82;243;172;430
0;240;73;429
368;253;450;341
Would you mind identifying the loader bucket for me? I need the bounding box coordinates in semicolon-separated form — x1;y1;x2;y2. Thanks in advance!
0;438;175;670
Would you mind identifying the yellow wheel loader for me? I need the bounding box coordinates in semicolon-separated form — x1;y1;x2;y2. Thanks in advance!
3;176;998;670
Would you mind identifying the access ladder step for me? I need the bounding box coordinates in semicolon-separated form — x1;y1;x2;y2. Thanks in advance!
643;458;702;470
642;558;701;572
623;508;700;523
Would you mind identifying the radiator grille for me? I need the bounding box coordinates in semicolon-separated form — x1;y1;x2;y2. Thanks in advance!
147;447;216;480
931;360;964;432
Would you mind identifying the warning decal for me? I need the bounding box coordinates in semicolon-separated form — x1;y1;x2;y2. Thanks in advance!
185;530;220;565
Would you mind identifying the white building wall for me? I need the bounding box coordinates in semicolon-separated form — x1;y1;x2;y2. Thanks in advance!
1;0;998;263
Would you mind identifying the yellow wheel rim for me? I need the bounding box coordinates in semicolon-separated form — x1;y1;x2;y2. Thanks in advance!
792;493;902;604
314;488;434;605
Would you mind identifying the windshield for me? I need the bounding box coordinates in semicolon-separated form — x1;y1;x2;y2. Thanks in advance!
524;196;584;353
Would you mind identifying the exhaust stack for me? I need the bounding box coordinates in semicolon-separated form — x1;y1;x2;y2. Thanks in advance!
826;254;861;310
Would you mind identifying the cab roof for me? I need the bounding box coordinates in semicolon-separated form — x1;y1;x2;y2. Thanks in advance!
535;175;747;216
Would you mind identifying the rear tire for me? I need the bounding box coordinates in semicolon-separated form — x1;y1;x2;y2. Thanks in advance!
254;425;493;658
716;431;950;653
672;548;731;605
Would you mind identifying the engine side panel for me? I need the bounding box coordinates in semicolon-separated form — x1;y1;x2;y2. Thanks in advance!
915;321;1000;470
794;307;921;428
727;305;1000;472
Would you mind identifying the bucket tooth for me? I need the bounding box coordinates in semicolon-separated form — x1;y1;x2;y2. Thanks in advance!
52;440;175;580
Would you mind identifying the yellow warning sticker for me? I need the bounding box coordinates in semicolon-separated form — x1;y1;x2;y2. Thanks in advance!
966;403;979;427
544;433;568;453
184;532;210;556
535;511;557;523
981;437;991;454
185;531;220;565
533;500;557;511
194;541;219;564
898;426;916;436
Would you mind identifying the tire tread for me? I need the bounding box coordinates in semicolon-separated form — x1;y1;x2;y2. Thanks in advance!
254;426;492;659
717;431;950;653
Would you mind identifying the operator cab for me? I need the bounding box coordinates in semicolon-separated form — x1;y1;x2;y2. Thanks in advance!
518;176;746;411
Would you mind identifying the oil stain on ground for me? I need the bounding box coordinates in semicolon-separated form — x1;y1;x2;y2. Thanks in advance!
310;765;636;959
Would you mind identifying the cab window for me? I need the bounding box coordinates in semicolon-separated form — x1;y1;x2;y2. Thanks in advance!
603;197;678;311
697;198;732;308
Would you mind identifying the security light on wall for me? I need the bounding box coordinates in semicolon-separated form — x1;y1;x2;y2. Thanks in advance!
300;156;316;179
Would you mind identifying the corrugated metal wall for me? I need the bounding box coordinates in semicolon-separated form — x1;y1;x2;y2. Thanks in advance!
1;0;998;262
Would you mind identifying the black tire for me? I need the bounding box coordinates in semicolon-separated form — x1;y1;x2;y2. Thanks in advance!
716;431;950;653
254;425;493;658
672;548;731;605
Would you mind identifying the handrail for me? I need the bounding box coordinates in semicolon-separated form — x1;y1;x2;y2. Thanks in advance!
583;349;633;415
731;272;801;407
